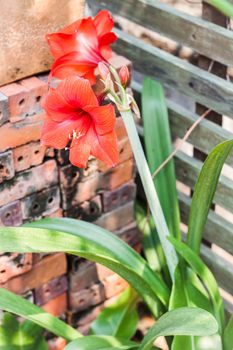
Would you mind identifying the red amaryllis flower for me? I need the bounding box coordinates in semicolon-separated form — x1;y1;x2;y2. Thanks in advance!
41;76;119;168
46;10;117;84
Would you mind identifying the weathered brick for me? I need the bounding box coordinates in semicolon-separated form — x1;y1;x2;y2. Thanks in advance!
0;253;32;284
0;113;44;152
61;159;135;209
65;195;102;222
1;253;66;294
69;282;105;312
0;201;23;226
43;293;67;317
13;142;46;172
0;160;58;207
116;221;141;247
19;76;47;115
94;201;135;232
21;186;60;220
34;275;68;306
0;150;14;183
48;338;67;350
0;92;9;126
45;208;63;218
102;182;136;213
0;83;31;123
102;273;128;299
69;260;99;292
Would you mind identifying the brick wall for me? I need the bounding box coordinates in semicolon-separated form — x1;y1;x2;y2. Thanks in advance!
0;56;140;349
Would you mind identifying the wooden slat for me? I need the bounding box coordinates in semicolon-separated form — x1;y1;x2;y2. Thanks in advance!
114;29;233;118
179;191;233;256
132;80;233;165
175;151;233;213
89;0;233;67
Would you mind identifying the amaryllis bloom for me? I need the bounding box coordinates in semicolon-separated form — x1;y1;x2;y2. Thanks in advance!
46;10;117;84
41;76;119;168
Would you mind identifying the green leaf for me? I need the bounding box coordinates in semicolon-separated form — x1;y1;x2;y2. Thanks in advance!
0;288;81;341
64;335;138;350
90;288;139;339
142;77;181;240
139;307;218;350
0;218;170;318
187;139;233;254
207;0;233;18
224;314;233;350
135;201;163;272
169;237;225;335
0;312;48;350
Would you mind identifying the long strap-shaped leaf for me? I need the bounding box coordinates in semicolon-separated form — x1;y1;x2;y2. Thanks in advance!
0;218;169;317
139;307;218;350
0;288;81;341
224;314;233;350
65;335;138;350
187;139;233;254
169;237;225;335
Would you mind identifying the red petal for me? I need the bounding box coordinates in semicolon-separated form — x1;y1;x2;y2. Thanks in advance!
91;130;119;167
69;137;91;168
94;10;114;38
84;104;116;135
41;116;89;149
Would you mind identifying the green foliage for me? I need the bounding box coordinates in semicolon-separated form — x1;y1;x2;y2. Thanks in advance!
142;77;180;241
224;314;233;350
0;288;81;341
0;218;169;318
90;288;139;339
139;307;218;350
64;335;137;350
208;0;233;17
187;140;233;254
0;312;48;350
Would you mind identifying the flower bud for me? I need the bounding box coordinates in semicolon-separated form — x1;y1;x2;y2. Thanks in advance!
119;66;130;87
98;62;110;81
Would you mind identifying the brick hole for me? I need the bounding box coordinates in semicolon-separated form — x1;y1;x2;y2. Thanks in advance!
34;149;40;155
79;299;85;304
188;81;194;88
17;156;24;162
120;147;124;154
19;98;25;106
122;192;128;201
72;172;78;179
0;164;4;170
17;263;24;269
45;288;50;294
4;212;11;219
36;96;42;103
56;282;61;288
112;194;118;204
89;203;97;214
0;111;2;118
191;33;196;40
32;203;40;211
48;196;54;204
26;262;31;266
0;269;6;274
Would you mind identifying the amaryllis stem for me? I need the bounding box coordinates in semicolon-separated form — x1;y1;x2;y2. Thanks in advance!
120;109;178;280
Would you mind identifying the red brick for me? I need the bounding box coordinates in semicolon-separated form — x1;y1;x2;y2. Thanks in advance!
1;253;67;294
21;186;60;220
0;92;9;126
45;208;63;218
43;293;67;317
0;83;31;123
102;182;136;212
69;261;99;292
0;201;23;226
0;113;44;151
102;273;128;299
94;201;135;232
13;142;46;172
69;282;105;312
48;338;66;350
65;195;102;222
35;275;68;306
0;253;32;284
19;76;47;115
0;150;14;183
0;160;58;207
